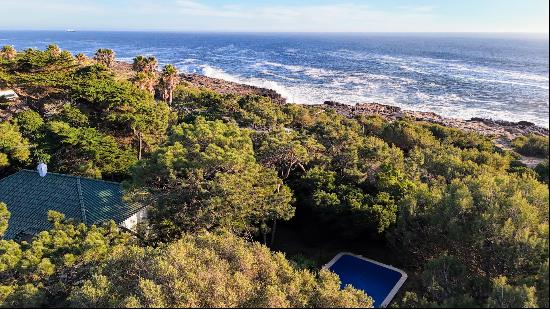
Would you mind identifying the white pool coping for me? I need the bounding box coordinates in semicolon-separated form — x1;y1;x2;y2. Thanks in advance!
323;252;408;308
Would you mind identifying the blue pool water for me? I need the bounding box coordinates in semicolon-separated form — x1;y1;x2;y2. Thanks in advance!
328;254;405;307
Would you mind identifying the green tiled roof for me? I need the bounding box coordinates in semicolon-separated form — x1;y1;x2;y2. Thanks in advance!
0;170;143;239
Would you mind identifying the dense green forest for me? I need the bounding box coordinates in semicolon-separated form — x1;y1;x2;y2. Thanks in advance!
1;45;549;308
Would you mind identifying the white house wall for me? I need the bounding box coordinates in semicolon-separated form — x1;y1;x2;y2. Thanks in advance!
120;207;148;231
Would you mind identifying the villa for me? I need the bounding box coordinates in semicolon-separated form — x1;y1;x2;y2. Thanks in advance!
0;169;147;240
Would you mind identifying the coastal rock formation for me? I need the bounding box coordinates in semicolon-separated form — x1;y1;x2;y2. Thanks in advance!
114;62;548;141
321;100;549;139
166;72;549;141
181;73;287;105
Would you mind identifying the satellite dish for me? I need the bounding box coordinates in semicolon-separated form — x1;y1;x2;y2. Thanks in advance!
37;163;47;177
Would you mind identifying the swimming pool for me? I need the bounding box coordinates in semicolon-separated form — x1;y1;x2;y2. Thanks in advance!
325;252;407;308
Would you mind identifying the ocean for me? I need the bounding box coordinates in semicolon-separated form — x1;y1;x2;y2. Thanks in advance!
1;31;548;127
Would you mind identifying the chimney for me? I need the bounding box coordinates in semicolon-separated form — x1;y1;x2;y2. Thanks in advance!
37;163;48;177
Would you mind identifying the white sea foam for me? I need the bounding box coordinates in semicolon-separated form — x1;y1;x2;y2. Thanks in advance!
117;57;134;63
183;62;549;128
330;51;549;91
214;44;236;52
252;61;334;79
197;64;311;103
465;76;549;90
200;64;242;83
259;69;297;81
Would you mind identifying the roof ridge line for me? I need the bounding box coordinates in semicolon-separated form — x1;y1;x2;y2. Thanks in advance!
18;169;122;185
76;176;87;224
0;172;22;184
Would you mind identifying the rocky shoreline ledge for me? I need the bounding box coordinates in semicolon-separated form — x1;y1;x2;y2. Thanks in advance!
4;60;548;143
181;72;549;140
321;101;549;140
111;60;549;141
182;74;287;105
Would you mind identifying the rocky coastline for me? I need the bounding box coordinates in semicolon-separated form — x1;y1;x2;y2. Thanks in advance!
181;73;286;105
113;60;549;140
181;72;549;140
4;60;548;142
321;100;549;140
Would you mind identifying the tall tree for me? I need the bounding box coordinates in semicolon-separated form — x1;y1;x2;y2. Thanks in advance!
132;55;147;72
0;45;16;61
160;64;179;106
69;233;373;308
70;64;170;162
0;216;372;308
132;55;158;73
255;129;324;179
93;49;115;68
75;53;88;65
46;121;137;179
131;71;157;96
132;56;158;96
0;211;132;307
127;117;294;241
486;276;539;308
129;100;171;160
391;171;549;307
0;122;31;168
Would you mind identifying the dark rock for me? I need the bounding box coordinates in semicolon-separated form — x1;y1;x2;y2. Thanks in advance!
517;121;536;127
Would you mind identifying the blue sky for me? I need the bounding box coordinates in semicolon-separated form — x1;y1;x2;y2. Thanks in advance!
0;0;548;32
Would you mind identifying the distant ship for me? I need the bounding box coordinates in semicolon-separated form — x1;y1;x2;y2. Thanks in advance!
66;29;76;32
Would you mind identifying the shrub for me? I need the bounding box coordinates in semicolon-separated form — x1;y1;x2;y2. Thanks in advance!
512;134;549;158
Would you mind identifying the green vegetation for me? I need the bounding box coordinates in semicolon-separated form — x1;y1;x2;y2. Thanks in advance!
512;134;549;158
93;49;115;68
0;122;30;168
0;211;131;307
1;46;548;308
128;117;295;242
131;55;158;95
535;159;549;183
0;46;17;61
0;210;371;308
0;47;170;179
70;232;372;308
0;203;9;238
159;64;180;105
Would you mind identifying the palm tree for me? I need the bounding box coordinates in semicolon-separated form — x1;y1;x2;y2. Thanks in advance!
93;49;115;68
132;71;157;96
132;56;158;73
160;64;180;106
132;55;147;72
145;56;158;73
132;56;159;96
0;45;17;61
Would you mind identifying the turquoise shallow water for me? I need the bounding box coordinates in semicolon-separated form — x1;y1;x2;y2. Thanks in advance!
1;31;548;127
